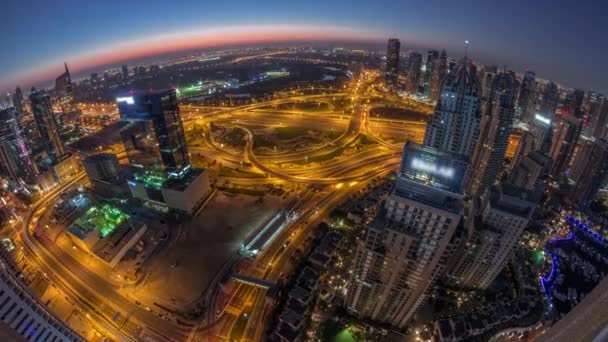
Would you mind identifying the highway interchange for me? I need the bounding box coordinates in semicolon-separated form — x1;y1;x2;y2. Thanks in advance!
16;69;433;341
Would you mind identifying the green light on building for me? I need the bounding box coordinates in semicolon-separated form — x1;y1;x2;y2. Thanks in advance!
134;169;166;190
74;204;129;238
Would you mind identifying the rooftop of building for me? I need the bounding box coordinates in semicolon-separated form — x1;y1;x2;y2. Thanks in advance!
488;184;535;218
91;221;146;264
163;167;205;191
83;153;119;163
68;204;130;239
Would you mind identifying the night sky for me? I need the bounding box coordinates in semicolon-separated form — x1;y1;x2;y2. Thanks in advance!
2;0;607;93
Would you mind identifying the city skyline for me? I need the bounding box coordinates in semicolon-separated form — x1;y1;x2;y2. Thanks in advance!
3;0;608;93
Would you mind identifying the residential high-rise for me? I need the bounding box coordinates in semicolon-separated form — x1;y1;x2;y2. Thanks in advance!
0;108;38;184
565;89;585;118
516;70;536;122
346;142;467;327
423;50;439;98
568;139;608;207
122;64;129;81
429;49;447;102
540;81;559;116
588;96;607;139
423;59;481;159
448;184;535;289
549;114;581;179
512;113;553;169
385;39;400;89
55;62;75;113
11;87;24;119
468;71;517;195
508;150;551;203
407;52;423;95
0;259;84;341
83;153;129;197
29;89;64;162
118;89;190;179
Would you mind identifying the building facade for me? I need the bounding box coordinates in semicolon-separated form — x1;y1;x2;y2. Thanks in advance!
0;107;38;184
346;143;467;327
385;39;400;90
29;90;64;163
423;60;481;159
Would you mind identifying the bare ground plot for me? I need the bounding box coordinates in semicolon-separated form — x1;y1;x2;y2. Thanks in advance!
137;191;287;308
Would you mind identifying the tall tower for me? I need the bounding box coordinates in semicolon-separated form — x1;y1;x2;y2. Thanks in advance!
55;62;75;113
468;71;517;195
0;107;38;184
448;184;535;289
29;89;64;163
540;81;559;116
423;50;439;98
385;39;400;90
568;139;608;207
429;50;447;102
423;59;481;159
117;89;190;179
549;114;581;179
516;70;536;122
407;52;423;95
11;87;24;119
346;143;467;327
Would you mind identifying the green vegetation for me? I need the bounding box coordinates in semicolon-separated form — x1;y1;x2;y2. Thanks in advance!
74;204;129;238
321;321;362;342
275;126;311;140
289;147;345;165
323;130;344;141
253;134;275;149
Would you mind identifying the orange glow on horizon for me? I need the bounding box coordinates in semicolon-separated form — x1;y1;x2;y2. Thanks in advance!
5;24;386;90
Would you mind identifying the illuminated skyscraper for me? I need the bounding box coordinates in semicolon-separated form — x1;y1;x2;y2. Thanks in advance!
407;52;423;95
549;114;581;179
468;71;517;195
55;62;75;112
385;38;400;89
429;49;447;102
117;89;190;179
0;107;38;184
11;87;24;119
424;59;481;159
122;64;129;81
448;184;535;289
568;138;608;206
516;70;536;122
423;50;439;98
346;142;467;327
568;88;585;118
540;81;559;116
29;89;64;162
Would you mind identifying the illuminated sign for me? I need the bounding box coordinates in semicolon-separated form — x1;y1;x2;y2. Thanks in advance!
116;96;134;105
534;113;551;125
411;158;455;178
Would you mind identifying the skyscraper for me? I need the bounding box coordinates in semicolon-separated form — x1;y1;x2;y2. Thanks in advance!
407;52;423;95
118;89;190;179
508;150;551;203
385;38;400;89
0;107;38;184
448;184;535;289
516;70;536;122
423;60;481;159
571;89;585;118
29;89;64;162
540;81;559;116
55;62;75;113
568;139;608;207
429;49;447;102
423;50;439;98
468;71;517;195
346;142;467;327
512;113;553;169
11;87;23;119
549;114;581;179
122;64;129;81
